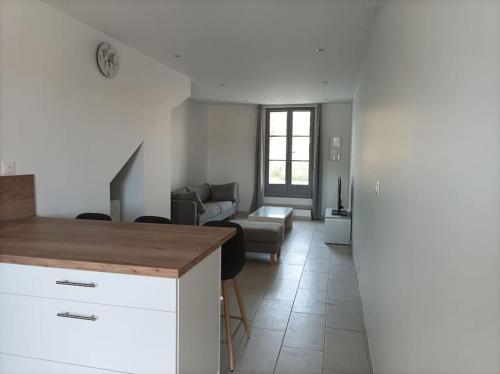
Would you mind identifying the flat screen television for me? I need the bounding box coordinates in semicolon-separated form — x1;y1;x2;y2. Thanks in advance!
332;177;348;216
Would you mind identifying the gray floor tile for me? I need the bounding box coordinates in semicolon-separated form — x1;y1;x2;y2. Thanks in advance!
283;312;325;351
330;251;354;266
299;271;329;291
234;327;284;373
293;288;327;315
227;290;263;321
224;221;369;374
327;280;360;303
308;246;331;260
275;347;323;374
273;264;305;280
324;328;371;374
239;272;273;295
329;264;357;282
265;278;299;301
304;258;330;273
326;301;363;331
280;251;308;265
252;299;293;330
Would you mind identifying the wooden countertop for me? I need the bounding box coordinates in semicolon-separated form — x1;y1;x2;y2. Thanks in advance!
0;217;235;278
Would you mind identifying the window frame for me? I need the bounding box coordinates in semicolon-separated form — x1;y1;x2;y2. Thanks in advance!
264;107;315;198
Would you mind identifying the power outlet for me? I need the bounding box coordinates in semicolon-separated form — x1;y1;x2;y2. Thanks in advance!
1;160;16;176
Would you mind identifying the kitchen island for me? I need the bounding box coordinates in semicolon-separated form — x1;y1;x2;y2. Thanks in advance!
0;176;234;374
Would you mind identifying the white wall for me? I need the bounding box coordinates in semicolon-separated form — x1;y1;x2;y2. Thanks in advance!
171;99;208;191
352;2;500;373
0;0;190;218
207;104;257;212
204;102;353;214
321;102;352;214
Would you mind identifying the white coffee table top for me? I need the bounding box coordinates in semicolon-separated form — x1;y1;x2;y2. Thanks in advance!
249;206;293;219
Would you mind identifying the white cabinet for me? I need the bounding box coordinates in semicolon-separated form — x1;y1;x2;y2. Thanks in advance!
325;209;351;245
0;263;177;311
0;294;177;373
0;353;120;374
0;248;221;374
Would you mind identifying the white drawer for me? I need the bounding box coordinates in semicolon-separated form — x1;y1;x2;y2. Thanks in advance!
0;263;176;312
0;293;177;374
0;353;124;374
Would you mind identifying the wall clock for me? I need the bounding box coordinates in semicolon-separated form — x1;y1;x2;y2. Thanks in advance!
97;42;119;78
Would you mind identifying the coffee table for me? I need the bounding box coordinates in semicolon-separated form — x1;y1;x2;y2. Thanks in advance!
248;206;293;238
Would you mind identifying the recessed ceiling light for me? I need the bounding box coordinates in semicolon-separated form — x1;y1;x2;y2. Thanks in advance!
323;80;328;84
314;48;325;52
173;54;182;58
219;83;225;87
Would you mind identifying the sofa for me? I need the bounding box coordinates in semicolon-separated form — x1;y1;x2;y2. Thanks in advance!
171;182;238;225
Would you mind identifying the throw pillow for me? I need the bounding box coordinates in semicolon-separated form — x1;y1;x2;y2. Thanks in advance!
211;183;237;202
187;183;211;202
171;191;206;214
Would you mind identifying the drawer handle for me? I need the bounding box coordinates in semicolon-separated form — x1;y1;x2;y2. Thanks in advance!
57;312;98;321
56;280;97;288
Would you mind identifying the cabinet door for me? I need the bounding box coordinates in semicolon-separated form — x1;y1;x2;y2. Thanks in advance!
0;294;176;374
0;354;122;374
0;263;176;311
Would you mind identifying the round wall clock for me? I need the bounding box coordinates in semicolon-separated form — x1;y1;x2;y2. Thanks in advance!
96;42;119;78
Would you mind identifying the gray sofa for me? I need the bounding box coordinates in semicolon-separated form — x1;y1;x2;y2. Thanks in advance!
171;182;238;225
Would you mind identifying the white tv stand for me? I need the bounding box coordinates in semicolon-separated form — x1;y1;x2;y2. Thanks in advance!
325;208;351;245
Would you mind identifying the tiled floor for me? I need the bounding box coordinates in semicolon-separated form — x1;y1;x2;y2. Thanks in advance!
221;220;372;374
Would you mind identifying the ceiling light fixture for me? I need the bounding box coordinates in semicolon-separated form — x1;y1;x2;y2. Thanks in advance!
314;48;325;52
173;54;182;58
323;80;328;84
219;83;225;87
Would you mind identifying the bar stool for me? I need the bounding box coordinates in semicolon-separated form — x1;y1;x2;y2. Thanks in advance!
134;216;172;224
76;213;112;221
204;220;250;371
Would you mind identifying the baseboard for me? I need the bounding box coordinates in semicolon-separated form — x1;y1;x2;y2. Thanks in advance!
353;247;375;374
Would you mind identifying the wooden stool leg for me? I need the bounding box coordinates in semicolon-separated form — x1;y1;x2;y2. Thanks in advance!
233;277;251;337
222;280;235;371
270;253;277;265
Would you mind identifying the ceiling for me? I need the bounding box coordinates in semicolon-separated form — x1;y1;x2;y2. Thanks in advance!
45;0;381;105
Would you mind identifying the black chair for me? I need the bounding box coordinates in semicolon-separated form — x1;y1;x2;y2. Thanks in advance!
134;216;171;224
204;220;250;371
76;213;112;221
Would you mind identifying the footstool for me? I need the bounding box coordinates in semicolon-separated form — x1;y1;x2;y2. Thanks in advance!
231;219;283;265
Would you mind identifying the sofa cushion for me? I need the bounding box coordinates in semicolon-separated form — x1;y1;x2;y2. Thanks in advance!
231;219;282;243
187;183;211;202
211;183;237;202
172;187;188;194
171;191;206;214
198;201;222;222
216;201;235;213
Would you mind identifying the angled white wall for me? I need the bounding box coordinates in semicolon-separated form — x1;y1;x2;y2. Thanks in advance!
352;1;500;373
0;0;190;218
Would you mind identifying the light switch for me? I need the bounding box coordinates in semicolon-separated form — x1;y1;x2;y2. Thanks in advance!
1;160;16;176
375;181;380;197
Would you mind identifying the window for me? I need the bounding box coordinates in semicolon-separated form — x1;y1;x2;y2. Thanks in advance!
265;107;314;198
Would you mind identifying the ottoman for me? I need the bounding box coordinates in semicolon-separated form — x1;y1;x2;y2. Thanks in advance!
231;219;283;265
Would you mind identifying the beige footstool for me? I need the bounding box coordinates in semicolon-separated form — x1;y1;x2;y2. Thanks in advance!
231;219;283;265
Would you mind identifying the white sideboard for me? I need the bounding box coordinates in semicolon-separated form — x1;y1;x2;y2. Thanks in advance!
325;208;352;245
0;248;221;374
